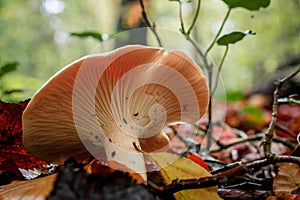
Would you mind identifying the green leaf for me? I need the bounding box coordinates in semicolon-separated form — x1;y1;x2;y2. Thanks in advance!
217;32;245;46
0;62;18;77
225;90;245;102
242;105;264;119
70;31;103;42
3;89;24;95
222;0;271;10
217;30;255;46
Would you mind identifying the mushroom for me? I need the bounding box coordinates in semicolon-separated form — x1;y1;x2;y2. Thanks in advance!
22;45;209;180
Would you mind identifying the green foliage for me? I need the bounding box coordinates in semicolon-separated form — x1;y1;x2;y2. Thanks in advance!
0;62;24;101
217;32;245;46
217;30;255;46
222;0;271;10
225;90;245;102
1;0;300;98
242;105;264;118
70;32;103;42
0;62;18;78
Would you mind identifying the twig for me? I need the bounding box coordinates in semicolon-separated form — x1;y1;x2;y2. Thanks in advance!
210;133;296;153
150;159;268;193
205;67;213;150
210;161;242;175
149;155;300;194
176;0;201;37
178;0;185;34
173;0;206;60
275;123;297;137
139;0;162;47
193;124;207;134
204;8;231;57
168;125;190;147
217;188;273;199
274;155;300;165
211;45;229;96
186;37;206;61
263;67;300;160
186;0;201;36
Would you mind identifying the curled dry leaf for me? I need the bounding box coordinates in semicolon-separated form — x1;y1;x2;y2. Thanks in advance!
273;162;300;195
148;152;222;200
0;174;57;200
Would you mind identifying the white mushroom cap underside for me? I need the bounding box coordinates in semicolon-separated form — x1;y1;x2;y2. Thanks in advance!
22;45;209;173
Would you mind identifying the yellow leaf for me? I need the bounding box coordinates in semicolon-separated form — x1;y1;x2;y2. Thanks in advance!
0;174;57;200
273;162;300;195
148;152;222;200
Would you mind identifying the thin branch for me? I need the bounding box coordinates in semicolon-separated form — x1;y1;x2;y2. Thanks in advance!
205;8;231;57
186;37;205;60
210;161;242;175
263;67;300;159
178;0;185;34
210;133;296;153
150;159;268;193
275;123;297;137
274;155;300;165
176;0;201;37
174;0;205;60
139;0;162;47
211;45;229;96
186;0;201;36
193;124;207;134
149;155;300;194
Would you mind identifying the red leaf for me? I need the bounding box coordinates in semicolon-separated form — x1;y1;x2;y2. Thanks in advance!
276;104;300;139
187;152;210;171
0;100;48;169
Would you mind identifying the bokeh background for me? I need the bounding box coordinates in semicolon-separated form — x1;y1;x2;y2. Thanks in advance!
0;0;299;101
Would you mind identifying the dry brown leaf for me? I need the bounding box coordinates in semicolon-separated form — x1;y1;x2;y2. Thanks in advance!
267;193;300;200
273;162;300;195
0;174;56;200
148;152;222;200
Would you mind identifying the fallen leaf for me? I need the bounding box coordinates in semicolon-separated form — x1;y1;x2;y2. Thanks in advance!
148;152;222;200
0;174;57;200
187;152;210;171
267;193;300;200
0;100;48;169
225;100;271;132
273;163;300;195
276;104;300;139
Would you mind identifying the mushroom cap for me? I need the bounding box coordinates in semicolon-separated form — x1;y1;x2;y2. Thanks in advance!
22;45;209;174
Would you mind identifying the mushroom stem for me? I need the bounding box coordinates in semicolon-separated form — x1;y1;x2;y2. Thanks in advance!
103;130;147;180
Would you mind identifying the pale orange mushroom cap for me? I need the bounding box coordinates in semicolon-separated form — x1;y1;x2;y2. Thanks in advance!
22;45;209;179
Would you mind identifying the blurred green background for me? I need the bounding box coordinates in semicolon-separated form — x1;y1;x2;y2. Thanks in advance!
0;0;299;101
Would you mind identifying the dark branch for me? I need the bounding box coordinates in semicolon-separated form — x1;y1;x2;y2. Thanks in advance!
263;67;300;159
138;0;162;47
